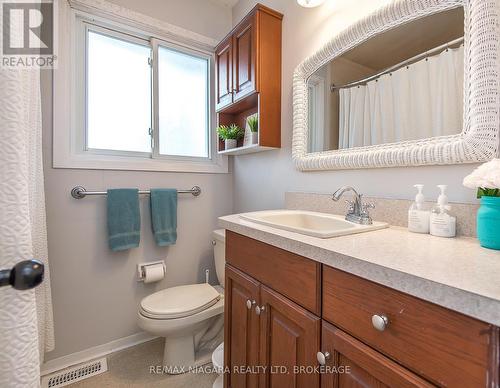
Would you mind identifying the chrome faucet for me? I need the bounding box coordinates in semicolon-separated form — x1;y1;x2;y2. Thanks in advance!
332;186;374;225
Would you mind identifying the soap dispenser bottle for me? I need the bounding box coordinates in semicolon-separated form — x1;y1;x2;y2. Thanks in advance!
408;184;430;233
430;185;456;238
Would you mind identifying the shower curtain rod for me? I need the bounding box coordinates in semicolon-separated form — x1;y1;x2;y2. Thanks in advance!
71;186;202;199
330;36;464;92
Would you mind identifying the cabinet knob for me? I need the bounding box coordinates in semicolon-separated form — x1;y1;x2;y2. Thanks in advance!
316;351;330;366
246;299;256;310
255;305;266;315
371;314;389;331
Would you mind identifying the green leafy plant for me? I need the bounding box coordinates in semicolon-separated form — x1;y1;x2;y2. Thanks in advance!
247;115;258;133
477;188;500;198
216;124;244;140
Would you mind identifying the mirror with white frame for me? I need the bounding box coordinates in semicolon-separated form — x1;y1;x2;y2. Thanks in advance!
292;0;499;171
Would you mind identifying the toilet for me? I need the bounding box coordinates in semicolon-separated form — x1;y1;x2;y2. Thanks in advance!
138;229;226;374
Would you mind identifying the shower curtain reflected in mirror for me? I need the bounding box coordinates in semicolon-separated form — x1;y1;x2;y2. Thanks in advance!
339;45;464;149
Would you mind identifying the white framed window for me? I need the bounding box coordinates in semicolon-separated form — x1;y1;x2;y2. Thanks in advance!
53;3;227;173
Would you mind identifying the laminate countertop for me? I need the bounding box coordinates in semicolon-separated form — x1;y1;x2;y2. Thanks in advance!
219;212;500;326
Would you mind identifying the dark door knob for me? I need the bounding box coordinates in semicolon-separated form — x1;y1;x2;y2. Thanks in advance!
0;260;44;290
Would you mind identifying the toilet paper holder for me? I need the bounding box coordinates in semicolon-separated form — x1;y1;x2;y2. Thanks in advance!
137;260;166;282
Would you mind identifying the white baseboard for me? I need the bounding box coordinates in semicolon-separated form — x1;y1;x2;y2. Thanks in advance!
41;332;157;376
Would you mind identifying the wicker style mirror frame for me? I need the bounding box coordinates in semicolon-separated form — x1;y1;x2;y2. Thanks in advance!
292;0;499;171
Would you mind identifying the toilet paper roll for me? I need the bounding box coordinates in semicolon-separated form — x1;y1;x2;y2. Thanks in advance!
143;264;165;283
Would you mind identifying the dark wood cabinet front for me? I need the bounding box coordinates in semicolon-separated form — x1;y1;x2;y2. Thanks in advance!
225;262;321;388
232;16;256;102
224;233;499;388
226;230;321;315
225;265;261;388
322;267;495;387
320;321;433;388
258;285;321;388
215;36;233;111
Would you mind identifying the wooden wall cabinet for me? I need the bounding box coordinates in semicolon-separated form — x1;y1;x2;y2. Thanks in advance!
232;17;255;103
215;36;233;110
215;4;282;155
224;231;500;388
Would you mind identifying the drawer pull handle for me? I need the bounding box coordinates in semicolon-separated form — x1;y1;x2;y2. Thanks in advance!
255;305;266;315
372;314;389;331
316;351;330;366
246;299;256;310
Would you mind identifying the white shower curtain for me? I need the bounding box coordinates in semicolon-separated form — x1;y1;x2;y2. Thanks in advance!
0;66;55;386
339;45;464;148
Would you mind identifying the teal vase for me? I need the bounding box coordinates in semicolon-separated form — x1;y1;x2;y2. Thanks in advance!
477;196;500;250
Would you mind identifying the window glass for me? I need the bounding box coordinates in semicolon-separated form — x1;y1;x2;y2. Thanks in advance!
86;30;152;153
157;46;209;158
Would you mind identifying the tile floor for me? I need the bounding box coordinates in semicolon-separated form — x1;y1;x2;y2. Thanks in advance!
68;338;218;388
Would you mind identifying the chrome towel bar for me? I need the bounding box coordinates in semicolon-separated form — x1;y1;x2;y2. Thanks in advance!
71;186;201;199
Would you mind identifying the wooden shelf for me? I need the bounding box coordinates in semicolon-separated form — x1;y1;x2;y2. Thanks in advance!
218;144;277;155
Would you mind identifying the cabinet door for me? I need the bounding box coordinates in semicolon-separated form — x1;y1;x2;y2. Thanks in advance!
225;265;260;388
320;321;434;388
258;285;321;388
232;15;256;102
215;36;233;111
322;267;493;387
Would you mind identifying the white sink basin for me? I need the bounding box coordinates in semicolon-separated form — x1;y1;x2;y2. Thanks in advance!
240;210;389;238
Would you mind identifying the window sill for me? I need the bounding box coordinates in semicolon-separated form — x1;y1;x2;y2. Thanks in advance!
53;152;229;174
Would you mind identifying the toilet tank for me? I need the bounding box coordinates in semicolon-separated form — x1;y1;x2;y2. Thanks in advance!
213;229;226;287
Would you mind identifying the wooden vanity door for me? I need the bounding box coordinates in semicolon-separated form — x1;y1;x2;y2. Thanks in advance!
258;285;321;388
225;265;260;388
232;15;256;102
320;321;434;388
215;36;233;111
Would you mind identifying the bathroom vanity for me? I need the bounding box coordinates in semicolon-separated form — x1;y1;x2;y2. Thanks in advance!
220;215;500;388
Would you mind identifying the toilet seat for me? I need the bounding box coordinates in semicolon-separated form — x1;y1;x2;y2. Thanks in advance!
140;283;221;319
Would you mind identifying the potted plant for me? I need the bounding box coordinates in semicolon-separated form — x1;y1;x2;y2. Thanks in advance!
463;158;500;250
217;124;244;150
247;115;259;144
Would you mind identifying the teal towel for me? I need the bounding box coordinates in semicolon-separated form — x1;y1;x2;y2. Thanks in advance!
150;189;178;246
107;189;140;251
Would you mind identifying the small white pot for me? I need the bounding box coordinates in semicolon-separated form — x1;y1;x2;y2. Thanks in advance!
251;132;258;144
225;139;237;150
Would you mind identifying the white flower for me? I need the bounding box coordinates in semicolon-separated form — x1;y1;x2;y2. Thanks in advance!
463;159;500;189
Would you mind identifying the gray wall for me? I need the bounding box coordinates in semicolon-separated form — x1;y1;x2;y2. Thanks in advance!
43;0;233;361
231;0;481;213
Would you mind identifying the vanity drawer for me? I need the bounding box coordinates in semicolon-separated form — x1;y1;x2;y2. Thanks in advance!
225;231;321;314
322;266;496;387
